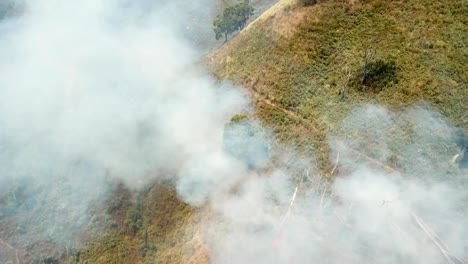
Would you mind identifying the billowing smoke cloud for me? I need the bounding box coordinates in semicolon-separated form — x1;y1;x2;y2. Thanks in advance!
0;0;467;263
0;0;251;259
207;104;468;263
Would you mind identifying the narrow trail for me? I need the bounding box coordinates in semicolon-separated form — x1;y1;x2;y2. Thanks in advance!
248;87;403;175
251;90;322;134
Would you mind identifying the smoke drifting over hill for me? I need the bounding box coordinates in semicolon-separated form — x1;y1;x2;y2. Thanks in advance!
0;0;466;263
210;105;468;263
0;0;249;256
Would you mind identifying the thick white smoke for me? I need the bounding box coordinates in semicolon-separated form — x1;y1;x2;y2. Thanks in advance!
208;105;468;264
0;0;251;259
0;1;466;263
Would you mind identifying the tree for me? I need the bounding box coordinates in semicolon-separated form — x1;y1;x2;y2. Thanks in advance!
233;2;254;30
213;2;254;42
213;10;236;42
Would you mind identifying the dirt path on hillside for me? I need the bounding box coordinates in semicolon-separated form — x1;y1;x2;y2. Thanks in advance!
248;86;403;175
250;90;321;134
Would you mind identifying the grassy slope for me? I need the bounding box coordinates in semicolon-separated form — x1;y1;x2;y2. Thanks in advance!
209;0;467;172
25;1;466;263
68;182;210;264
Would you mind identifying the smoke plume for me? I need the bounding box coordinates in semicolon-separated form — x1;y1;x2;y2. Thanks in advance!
208;104;468;263
0;0;250;258
0;1;466;264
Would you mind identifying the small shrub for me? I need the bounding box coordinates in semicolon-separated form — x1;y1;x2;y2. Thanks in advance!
354;60;398;93
229;114;249;123
300;0;318;7
125;208;142;235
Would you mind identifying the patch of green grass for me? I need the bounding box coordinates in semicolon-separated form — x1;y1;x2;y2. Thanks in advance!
211;0;467;172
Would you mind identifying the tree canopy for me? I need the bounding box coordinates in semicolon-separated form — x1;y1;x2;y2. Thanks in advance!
213;2;254;42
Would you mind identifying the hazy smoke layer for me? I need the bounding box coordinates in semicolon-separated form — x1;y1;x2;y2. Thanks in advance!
0;0;250;255
0;1;467;264
208;105;468;264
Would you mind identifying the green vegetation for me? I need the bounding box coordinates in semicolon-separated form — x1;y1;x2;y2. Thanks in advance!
8;1;465;263
213;1;254;42
210;0;468;172
228;114;250;123
69;182;210;264
64;1;467;262
300;0;318;6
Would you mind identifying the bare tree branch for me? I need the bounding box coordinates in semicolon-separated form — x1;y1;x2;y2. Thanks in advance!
362;48;375;85
339;66;351;101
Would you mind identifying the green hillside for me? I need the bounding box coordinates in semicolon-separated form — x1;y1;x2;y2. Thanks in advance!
3;0;465;263
76;1;467;263
210;0;467;172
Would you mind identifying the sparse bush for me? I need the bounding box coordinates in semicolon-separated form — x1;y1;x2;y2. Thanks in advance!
350;49;398;93
229;114;249;123
125;207;142;235
300;0;318;7
358;60;398;93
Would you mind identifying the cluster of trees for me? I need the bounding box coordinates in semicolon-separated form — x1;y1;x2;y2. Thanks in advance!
213;2;254;42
